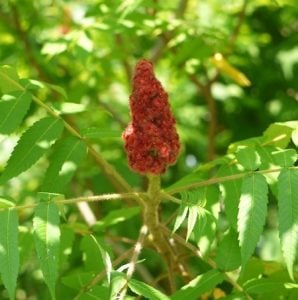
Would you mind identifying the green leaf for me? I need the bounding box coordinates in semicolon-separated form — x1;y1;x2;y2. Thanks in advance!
235;147;261;171
41;137;86;193
61;271;96;291
0;91;32;134
216;229;241;271
128;278;170;300
193;209;216;257
0;117;64;183
25;79;67;99
272;149;297;167
187;206;198;241
173;204;188;233
165;171;204;194
0;209;19;300
52;102;86;114
292;128;298;147
218;164;242;229
237;173;268;264
109;271;127;300
244;278;286;294
0;65;22;93
41;42;67;57
262;123;294;148
93;207;140;231
228;137;262;154
0;197;15;209
277;169;298;280
170;269;224;300
80;235;106;272
33;193;61;300
238;258;264;285
89;234;112;284
79;286;110;299
82;127;122;139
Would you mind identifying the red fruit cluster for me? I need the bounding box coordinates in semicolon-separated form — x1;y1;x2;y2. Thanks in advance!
123;59;180;174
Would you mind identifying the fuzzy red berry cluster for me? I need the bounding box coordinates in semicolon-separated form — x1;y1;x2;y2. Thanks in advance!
123;59;180;174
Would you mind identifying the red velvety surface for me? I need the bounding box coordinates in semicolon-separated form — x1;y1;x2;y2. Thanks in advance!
123;59;180;174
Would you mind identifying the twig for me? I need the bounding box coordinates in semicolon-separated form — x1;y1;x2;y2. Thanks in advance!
115;34;132;81
150;0;189;63
74;248;134;300
9;3;49;81
166;166;298;195
0;192;145;212
98;97;127;128
76;201;97;226
226;0;248;55
190;75;217;160
188;0;248;160
118;225;149;300
161;225;253;300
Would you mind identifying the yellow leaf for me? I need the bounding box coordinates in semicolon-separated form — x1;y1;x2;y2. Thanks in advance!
211;53;251;87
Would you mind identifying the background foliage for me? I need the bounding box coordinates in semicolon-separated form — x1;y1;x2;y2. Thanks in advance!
0;0;298;299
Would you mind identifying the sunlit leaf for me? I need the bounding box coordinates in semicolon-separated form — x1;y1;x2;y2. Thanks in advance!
235;147;261;171
272;149;297;167
173;204;188;233
0;91;32;134
0;65;21;93
262;123;294;148
52;102;86;114
237;173;268;264
187;206;198;241
109;271;127;300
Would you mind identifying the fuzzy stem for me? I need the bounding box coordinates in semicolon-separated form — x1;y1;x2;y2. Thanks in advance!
143;174;176;292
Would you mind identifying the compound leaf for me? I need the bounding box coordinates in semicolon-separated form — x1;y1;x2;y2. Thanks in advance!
0;117;64;184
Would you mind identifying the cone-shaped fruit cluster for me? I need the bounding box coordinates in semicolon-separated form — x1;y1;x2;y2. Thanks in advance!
123;59;180;174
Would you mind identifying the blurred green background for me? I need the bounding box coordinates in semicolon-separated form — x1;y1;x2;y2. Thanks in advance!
0;0;298;298
1;0;297;184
